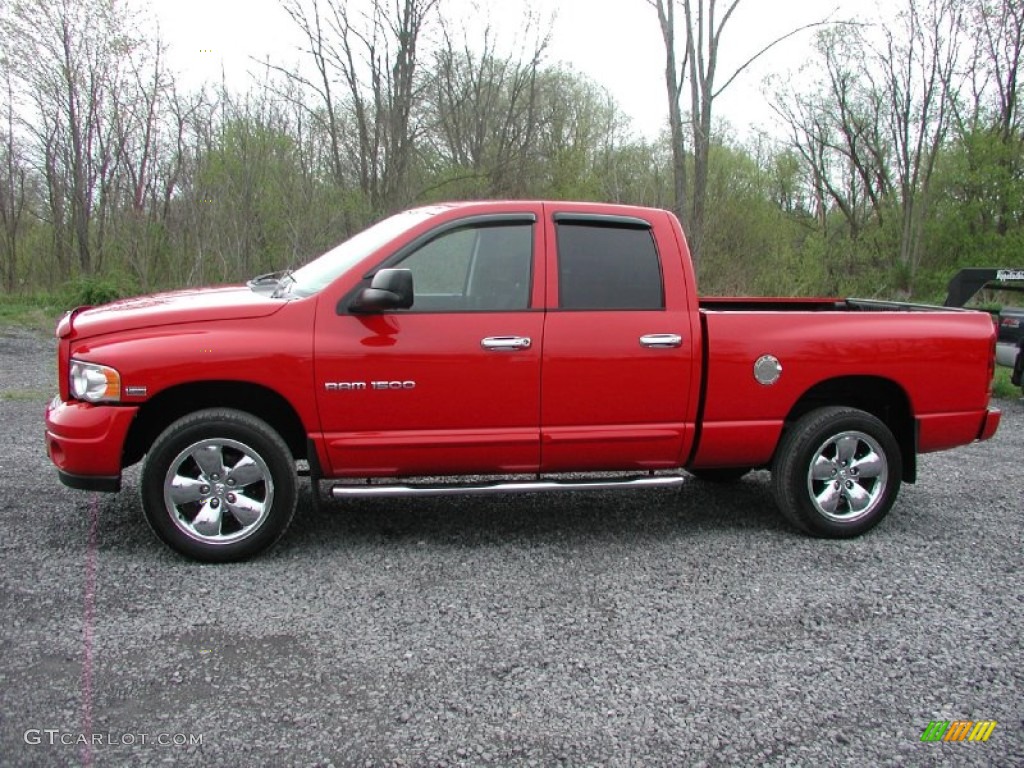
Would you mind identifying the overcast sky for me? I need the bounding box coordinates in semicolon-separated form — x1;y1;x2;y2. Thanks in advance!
148;0;859;141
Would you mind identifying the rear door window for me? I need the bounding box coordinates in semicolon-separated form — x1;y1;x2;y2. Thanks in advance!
555;220;664;310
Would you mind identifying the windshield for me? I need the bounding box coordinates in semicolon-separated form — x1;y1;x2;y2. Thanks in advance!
285;209;436;298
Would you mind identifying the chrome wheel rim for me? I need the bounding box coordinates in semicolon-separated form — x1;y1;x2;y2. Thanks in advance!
163;438;274;545
806;430;888;523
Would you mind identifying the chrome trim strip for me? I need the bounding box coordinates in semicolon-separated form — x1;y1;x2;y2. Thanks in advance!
331;475;685;499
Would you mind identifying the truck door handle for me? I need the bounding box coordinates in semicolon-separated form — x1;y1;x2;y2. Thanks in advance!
481;336;532;351
639;333;683;349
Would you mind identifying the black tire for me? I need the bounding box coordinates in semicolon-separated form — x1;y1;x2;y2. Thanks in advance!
688;467;750;483
141;408;297;562
771;406;902;538
1011;339;1023;389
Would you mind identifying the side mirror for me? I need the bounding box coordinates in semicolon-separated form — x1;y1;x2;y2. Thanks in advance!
349;269;414;313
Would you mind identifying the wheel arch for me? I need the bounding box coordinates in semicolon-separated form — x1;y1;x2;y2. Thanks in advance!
780;376;917;483
123;381;308;467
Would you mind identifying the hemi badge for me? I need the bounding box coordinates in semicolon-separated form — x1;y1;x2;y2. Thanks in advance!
125;385;148;397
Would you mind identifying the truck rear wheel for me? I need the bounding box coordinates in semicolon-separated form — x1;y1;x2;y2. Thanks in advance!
772;407;901;538
141;409;297;562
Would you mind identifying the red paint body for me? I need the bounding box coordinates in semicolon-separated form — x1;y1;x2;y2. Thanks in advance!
45;201;1001;489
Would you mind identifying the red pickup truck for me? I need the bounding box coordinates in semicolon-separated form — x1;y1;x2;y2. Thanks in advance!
45;201;1001;561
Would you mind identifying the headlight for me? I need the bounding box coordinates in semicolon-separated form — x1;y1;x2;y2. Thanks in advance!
69;360;121;403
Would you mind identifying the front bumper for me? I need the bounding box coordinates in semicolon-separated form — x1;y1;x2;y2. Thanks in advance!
45;396;139;492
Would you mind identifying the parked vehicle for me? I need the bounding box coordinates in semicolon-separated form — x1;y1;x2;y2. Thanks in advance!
944;267;1024;394
996;305;1024;368
46;202;1001;561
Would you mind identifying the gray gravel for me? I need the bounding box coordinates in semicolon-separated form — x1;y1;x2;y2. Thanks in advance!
1;325;1021;767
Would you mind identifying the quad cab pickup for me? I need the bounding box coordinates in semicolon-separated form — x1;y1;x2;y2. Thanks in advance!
45;202;1002;561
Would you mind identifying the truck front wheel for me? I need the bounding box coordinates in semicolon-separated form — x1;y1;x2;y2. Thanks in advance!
141;409;297;562
772;407;902;538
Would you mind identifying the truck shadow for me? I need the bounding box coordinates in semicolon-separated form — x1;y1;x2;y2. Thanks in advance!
79;471;789;560
286;471;788;551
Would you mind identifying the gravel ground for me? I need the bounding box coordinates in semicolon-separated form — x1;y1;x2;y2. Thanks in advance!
1;325;1021;767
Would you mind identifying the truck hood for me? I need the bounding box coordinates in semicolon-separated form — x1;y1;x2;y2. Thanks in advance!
65;285;285;339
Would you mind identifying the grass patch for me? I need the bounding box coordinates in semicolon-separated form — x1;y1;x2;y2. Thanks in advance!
0;294;66;333
1;388;52;402
0;277;136;333
992;366;1021;399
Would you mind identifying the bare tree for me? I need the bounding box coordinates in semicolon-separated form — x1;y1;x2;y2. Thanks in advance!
646;0;689;227
971;0;1023;140
275;0;348;186
878;0;963;283
427;8;550;197
532;68;626;198
162;85;221;286
772;0;965;292
280;0;440;214
772;29;894;243
118;36;173;215
960;0;1024;237
113;33;177;288
0;65;28;291
2;0;146;277
646;0;836;266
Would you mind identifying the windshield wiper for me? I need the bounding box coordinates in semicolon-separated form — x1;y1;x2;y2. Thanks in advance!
270;271;296;299
247;269;294;297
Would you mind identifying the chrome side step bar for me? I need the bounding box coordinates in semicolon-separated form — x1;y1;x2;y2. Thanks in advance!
331;475;685;499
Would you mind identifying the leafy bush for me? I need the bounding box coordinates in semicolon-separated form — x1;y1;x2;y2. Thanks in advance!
60;276;134;309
